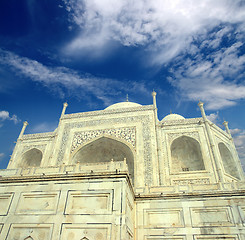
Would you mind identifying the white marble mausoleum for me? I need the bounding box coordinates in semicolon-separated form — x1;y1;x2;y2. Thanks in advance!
0;92;245;240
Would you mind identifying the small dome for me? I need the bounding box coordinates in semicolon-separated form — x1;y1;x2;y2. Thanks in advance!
105;101;142;110
161;113;185;121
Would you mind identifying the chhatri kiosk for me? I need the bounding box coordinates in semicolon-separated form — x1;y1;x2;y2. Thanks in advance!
0;92;244;240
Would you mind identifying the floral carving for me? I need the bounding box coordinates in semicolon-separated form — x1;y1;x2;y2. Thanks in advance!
172;178;210;185
71;127;136;153
21;144;47;155
167;131;200;144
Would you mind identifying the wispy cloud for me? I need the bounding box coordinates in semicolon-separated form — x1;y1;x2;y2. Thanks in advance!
206;112;219;124
30;122;58;133
63;0;245;62
0;110;20;124
0;153;4;161
0;49;149;106
168;38;245;110
62;0;245;110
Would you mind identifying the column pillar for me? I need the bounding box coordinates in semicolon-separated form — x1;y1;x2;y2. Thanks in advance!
152;91;162;185
18;121;28;139
198;101;224;183
61;102;68;117
223;121;231;136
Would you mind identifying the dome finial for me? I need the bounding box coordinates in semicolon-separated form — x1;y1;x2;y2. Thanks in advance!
126;94;129;102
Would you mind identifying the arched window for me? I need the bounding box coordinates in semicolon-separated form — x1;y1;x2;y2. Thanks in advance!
171;136;205;172
21;148;42;168
72;137;134;183
218;142;240;179
81;237;89;240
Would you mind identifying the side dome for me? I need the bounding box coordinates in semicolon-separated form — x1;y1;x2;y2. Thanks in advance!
105;101;142;110
161;113;185;121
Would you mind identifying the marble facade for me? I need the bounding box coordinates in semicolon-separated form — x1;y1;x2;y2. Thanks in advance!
0;92;244;239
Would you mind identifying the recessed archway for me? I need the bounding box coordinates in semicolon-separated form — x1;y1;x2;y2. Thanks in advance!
171;136;205;172
218;142;240;179
21;148;42;168
72;136;135;183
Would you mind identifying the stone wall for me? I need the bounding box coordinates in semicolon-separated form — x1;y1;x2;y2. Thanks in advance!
0;173;133;240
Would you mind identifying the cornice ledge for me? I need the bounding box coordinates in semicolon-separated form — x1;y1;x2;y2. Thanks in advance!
135;189;245;200
21;132;55;140
61;105;154;120
161;117;202;127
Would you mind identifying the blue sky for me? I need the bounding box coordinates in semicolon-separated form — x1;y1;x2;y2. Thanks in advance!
0;0;245;170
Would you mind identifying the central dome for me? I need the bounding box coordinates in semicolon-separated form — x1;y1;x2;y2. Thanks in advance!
105;101;142;110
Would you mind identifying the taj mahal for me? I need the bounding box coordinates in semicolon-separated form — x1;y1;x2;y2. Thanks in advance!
0;92;244;240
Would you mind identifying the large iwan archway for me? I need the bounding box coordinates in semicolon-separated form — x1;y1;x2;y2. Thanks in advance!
171;136;205;172
72;137;135;182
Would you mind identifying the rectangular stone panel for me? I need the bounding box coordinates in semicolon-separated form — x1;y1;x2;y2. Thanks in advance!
65;190;113;215
34;166;60;174
194;235;239;240
60;223;111;240
145;237;185;240
6;223;53;240
190;207;234;227
15;191;60;215
238;206;245;226
143;208;184;228
0;193;13;215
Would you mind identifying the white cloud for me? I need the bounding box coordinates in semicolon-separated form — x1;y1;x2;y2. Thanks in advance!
0;110;19;124
167;40;245;110
31;122;58;133
0;49;149;106
63;0;245;63
0;153;4;161
206;112;219;124
231;129;245;171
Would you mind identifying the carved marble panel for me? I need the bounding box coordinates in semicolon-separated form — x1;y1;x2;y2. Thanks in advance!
190;206;234;227
6;224;53;240
15;191;60;215
65;190;113;215
0;193;13;215
172;178;210;185
60;223;111;240
21;144;47;155
71;127;136;153
144;208;184;228
168;131;200;144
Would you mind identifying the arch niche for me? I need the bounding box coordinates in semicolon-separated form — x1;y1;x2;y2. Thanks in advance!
218;142;240;179
171;136;205;172
72;137;135;183
24;237;34;240
20;148;42;168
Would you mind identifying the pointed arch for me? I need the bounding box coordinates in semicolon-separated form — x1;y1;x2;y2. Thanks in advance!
21;148;42;168
171;136;205;172
72;136;135;183
218;142;240;179
24;236;34;240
